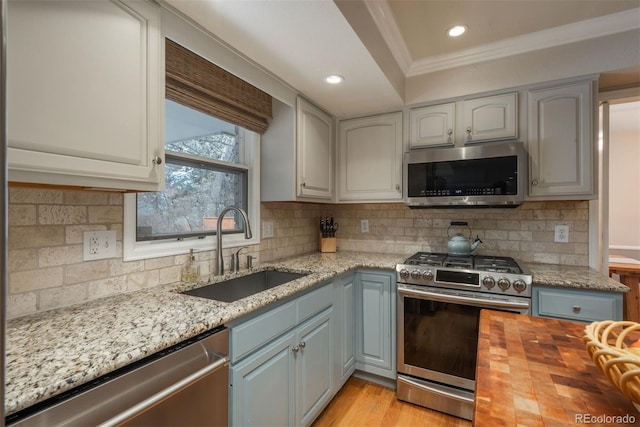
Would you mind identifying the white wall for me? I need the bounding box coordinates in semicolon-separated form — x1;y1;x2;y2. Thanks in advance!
609;100;640;259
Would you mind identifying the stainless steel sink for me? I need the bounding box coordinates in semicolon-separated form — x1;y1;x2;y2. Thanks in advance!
182;270;308;302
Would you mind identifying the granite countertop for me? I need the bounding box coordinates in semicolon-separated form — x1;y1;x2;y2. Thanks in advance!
474;310;638;425
528;263;629;292
3;251;627;416
4;251;402;416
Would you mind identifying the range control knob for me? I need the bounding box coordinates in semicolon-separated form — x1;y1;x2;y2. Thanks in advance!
399;269;410;280
513;279;527;293
497;278;511;291
422;270;434;282
482;276;496;289
410;270;422;280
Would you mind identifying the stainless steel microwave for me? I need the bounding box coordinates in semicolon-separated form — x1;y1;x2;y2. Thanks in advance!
403;141;526;208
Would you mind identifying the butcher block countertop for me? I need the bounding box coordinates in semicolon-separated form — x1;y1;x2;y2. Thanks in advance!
474;310;638;426
4;252;628;416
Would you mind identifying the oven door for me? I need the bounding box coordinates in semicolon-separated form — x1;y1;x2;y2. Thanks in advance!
397;283;530;390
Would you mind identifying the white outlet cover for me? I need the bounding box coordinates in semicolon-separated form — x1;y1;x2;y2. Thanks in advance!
262;221;274;239
554;225;569;243
361;219;369;233
83;230;117;260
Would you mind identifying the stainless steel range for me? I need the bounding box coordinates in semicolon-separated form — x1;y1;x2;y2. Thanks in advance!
396;252;532;420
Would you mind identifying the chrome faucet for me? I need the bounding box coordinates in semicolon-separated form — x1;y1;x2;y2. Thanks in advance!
216;206;252;276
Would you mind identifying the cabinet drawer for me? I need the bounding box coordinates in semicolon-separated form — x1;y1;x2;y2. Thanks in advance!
536;289;618;322
297;283;333;324
231;301;296;362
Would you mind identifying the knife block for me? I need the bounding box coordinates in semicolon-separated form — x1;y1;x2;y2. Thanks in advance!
319;232;336;253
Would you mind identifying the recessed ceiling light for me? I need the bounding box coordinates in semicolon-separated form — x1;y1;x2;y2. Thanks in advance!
447;25;467;37
325;74;344;84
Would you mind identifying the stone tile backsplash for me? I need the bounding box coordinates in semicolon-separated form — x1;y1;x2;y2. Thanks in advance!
7;187;589;319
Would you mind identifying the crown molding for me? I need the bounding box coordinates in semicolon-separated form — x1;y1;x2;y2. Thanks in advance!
367;7;640;78
364;0;412;75
407;8;640;77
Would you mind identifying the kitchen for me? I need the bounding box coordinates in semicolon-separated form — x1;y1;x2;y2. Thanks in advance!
2;0;640;426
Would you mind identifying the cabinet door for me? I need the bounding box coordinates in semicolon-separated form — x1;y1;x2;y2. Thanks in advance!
296;309;333;426
338;112;403;201
409;103;455;148
333;275;356;388
297;98;334;200
7;0;163;191
463;92;518;143
355;272;395;378
230;331;296;427
527;81;594;197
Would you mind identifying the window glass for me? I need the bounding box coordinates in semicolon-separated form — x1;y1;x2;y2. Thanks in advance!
136;100;249;242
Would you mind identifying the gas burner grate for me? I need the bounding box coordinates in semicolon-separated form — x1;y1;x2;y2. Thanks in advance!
443;256;473;269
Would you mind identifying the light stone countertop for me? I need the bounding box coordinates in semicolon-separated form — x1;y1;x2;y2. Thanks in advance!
3;251;628;416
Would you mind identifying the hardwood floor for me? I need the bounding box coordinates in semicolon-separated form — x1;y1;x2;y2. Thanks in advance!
312;377;471;427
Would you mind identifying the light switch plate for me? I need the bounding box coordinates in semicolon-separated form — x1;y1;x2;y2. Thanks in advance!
554;225;569;243
83;230;117;260
361;219;369;233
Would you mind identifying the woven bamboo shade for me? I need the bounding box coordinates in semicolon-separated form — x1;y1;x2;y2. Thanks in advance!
165;39;272;134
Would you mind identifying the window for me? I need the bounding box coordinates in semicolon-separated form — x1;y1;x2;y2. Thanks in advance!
123;101;260;261
136;100;249;242
124;36;270;261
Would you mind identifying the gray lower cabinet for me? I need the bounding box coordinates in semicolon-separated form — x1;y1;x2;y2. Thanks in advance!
332;273;356;390
532;286;623;322
355;270;396;379
229;283;334;427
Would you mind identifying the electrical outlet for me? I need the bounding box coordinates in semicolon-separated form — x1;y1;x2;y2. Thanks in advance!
262;221;274;239
554;225;569;243
360;219;369;233
83;230;117;261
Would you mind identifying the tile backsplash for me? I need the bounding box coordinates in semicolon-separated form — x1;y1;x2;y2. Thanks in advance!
7;187;589;319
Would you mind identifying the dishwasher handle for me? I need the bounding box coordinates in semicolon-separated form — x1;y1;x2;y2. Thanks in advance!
97;354;229;427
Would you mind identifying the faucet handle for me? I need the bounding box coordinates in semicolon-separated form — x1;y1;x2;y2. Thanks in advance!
247;255;254;271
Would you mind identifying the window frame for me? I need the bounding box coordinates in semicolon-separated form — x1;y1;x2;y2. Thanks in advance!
123;131;261;261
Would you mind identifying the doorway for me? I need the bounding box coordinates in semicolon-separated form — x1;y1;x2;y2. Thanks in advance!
596;89;640;271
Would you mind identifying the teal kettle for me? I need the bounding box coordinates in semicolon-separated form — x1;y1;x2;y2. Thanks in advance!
447;221;483;256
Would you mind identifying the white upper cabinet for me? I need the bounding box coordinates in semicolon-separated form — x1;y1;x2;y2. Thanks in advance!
7;0;164;191
463;92;518;143
527;80;595;198
296;98;334;199
409;102;455;148
338;112;403;202
261;97;334;202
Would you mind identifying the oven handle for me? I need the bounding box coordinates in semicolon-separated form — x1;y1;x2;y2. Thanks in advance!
398;285;530;311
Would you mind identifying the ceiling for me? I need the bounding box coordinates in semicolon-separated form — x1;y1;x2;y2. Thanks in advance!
166;0;640;117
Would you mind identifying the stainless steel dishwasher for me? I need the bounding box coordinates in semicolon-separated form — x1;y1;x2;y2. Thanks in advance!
6;327;229;427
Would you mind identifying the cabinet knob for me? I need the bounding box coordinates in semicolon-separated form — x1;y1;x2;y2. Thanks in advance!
301;182;306;188
532;179;539;186
395;184;401;192
572;305;582;313
292;345;300;354
299;341;306;349
152;156;163;165
447;129;453;143
466;127;472;141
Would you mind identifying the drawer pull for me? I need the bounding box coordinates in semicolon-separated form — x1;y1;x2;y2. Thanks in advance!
573;305;582;313
292;345;300;354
